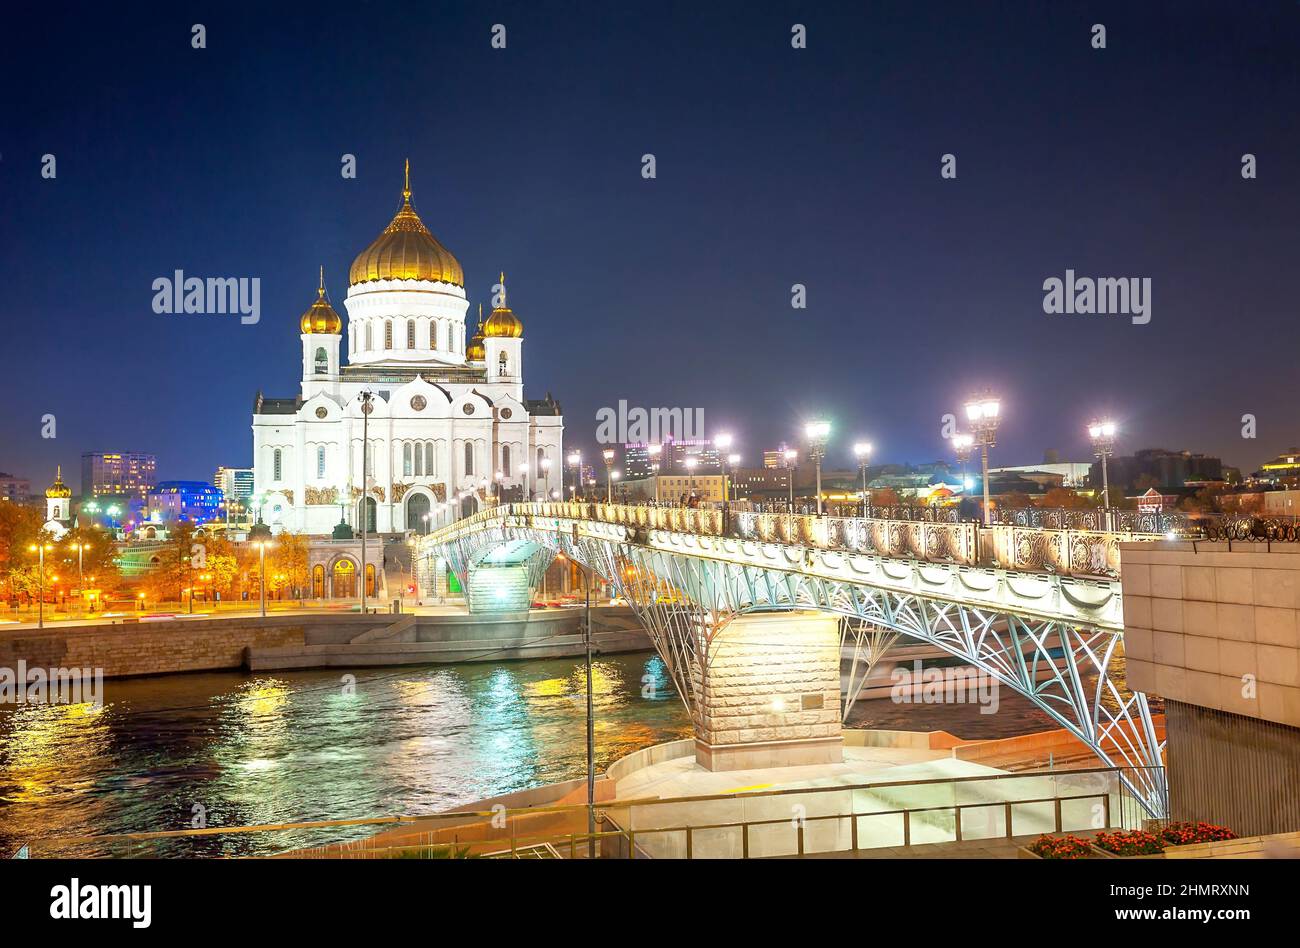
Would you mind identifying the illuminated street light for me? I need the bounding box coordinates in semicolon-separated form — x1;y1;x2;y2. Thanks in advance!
603;449;616;502
952;433;974;491
519;462;530;503
253;540;273;617
804;420;831;515
853;442;873;518
539;457;551;500
963;392;1001;525
27;543;53;628
783;448;798;511
1089;418;1118;511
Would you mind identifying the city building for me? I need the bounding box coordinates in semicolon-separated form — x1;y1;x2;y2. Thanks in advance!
0;471;31;504
147;480;223;523
763;443;794;469
1256;449;1300;485
659;439;721;474
81;452;157;500
654;473;727;504
250;164;563;535
1091;448;1223;494
730;467;793;502
622;443;657;480
990;462;1092;488
214;466;254;502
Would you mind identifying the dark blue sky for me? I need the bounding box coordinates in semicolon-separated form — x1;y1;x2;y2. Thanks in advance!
3;1;1298;491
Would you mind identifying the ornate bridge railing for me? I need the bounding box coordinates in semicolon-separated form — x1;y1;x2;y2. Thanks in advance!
460;501;1178;579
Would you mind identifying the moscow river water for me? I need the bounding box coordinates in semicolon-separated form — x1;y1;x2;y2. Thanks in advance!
0;651;1055;857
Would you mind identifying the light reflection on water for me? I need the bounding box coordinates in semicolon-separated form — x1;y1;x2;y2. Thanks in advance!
0;653;688;857
0;651;1062;857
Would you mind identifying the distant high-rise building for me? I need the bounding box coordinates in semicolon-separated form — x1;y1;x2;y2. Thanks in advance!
661;439;721;474
82;452;156;500
764;443;794;469
0;472;31;505
213;466;255;502
623;443;655;480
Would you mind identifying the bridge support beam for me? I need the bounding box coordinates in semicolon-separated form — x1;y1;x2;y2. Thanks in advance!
694;611;843;771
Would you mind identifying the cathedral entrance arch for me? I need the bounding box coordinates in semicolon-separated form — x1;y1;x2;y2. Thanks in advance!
332;558;357;598
407;492;431;533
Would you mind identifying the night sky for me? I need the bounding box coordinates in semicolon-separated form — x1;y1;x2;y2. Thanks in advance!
3;1;1298;491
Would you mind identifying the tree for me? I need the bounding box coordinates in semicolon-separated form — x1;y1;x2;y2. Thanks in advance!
270;531;310;600
1039;487;1090;510
870;487;900;508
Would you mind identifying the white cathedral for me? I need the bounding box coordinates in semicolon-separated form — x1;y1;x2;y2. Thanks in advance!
251;163;564;536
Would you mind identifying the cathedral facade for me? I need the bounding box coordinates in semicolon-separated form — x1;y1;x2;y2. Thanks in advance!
251;164;563;536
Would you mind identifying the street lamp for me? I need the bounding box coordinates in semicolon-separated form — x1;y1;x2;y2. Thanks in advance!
610;469;621;502
253;540;272;617
1088;418;1118;514
27;543;53;628
952;433;974;492
519;462;530;504
783;448;798;511
602;449;616;503
567;451;581;501
68;541;88;603
358;389;374;615
963;392;1001;525
804;420;831;515
539;457;551;500
684;456;698;502
853;442;873;518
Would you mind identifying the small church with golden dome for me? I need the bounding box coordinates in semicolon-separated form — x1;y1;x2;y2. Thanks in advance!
251;162;563;536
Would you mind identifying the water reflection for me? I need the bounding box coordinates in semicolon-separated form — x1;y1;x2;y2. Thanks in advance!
0;653;691;857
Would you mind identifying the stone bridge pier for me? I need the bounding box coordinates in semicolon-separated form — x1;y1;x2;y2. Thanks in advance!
693;611;843;771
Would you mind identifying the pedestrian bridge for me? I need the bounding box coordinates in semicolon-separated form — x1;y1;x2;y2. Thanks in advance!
417;502;1174;815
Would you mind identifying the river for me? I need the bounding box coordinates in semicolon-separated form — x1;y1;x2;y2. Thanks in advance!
0;651;1054;857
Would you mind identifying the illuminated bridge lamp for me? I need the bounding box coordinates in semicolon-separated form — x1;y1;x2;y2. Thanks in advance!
1088;418;1118;512
963;392;1001;526
853;442;873;518
804;420;831;516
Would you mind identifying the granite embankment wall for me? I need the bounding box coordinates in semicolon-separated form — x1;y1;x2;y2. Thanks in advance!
0;608;652;678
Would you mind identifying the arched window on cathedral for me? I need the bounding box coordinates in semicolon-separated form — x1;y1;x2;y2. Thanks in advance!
314;347;328;374
537;447;546;472
273;449;282;481
428;321;437;350
498;352;509;378
407;321;415;349
424;442;434;476
414;441;424;476
403;443;412;477
502;445;512;479
317;446;326;478
365;321;373;351
384;320;393;349
464;442;474;476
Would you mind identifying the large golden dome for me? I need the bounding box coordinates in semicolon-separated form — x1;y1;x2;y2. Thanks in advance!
348;161;463;287
483;272;523;338
300;267;343;334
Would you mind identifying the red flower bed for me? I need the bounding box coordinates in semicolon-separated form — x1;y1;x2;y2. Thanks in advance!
1159;821;1236;846
1028;834;1094;859
1094;829;1165;856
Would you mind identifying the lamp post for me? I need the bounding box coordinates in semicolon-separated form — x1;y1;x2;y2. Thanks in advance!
964;392;1001;525
684;456;698;502
952;433;973;493
539;457;551;500
602;449;615;502
567;451;581;502
715;433;734;503
519;462;530;504
784;448;798;511
804;421;831;516
358;389;374;615
28;543;52;628
853;442;873;518
1088;418;1118;524
254;540;271;617
610;469;621;502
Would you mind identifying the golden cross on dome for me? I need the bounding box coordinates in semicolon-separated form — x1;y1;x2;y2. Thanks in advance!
318;265;325;298
403;159;411;202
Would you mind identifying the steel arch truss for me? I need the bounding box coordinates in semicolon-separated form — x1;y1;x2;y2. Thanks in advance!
421;520;1167;816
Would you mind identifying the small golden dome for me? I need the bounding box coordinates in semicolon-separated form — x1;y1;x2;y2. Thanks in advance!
300;267;343;334
46;465;72;499
466;304;486;361
348;160;463;287
483;271;523;338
